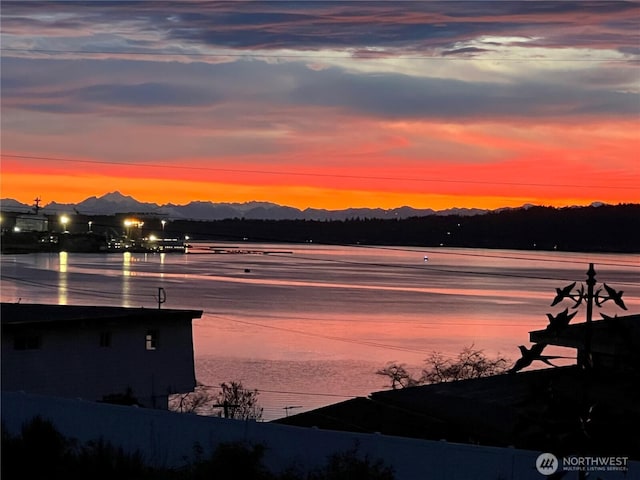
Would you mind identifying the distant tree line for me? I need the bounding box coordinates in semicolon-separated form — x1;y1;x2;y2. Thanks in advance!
19;203;638;253
170;203;639;252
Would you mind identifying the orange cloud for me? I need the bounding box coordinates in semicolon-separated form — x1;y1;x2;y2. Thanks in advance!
2;115;638;210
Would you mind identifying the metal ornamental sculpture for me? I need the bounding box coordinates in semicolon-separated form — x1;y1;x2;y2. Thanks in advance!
509;343;559;374
510;263;627;373
550;275;627;313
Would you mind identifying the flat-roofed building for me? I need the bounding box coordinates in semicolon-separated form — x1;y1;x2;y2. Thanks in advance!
15;214;48;232
1;303;202;409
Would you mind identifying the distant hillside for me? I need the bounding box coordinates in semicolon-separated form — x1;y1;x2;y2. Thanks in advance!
168;203;639;253
1;191;488;220
1;196;637;252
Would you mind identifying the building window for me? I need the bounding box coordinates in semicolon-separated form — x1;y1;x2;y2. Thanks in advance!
145;330;158;350
99;332;112;348
14;335;42;350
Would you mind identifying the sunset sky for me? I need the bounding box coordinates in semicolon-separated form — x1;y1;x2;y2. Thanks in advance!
1;1;639;210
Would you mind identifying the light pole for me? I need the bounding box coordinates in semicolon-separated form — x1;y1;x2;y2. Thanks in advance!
161;220;166;234
60;215;69;233
88;221;93;232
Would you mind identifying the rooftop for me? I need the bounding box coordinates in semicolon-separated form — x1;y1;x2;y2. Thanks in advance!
0;302;202;328
277;313;640;459
530;313;640;356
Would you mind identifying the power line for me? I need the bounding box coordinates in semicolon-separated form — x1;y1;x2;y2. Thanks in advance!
262;250;640;280
0;272;605;330
197;383;355;399
0;275;542;359
2;250;636;359
0;281;476;360
2;240;630;412
0;274;157;301
203;311;451;356
325;243;640;269
3;153;638;191
2;270;516;359
4;251;635;340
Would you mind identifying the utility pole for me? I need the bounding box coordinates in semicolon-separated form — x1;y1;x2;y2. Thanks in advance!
156;287;166;309
213;400;239;418
582;263;596;369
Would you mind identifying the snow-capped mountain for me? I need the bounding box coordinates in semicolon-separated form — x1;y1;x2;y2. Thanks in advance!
0;191;548;220
44;191;161;215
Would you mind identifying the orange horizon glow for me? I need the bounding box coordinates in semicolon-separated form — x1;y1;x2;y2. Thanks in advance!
1;166;636;212
2;113;638;211
2;116;639;210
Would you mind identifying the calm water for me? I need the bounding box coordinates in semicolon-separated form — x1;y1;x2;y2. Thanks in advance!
2;243;638;420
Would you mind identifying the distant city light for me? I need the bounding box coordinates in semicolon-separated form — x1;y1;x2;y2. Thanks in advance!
60;215;69;232
124;218;143;237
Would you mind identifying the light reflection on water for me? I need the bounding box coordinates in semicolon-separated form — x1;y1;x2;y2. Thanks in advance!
2;244;638;420
58;251;68;305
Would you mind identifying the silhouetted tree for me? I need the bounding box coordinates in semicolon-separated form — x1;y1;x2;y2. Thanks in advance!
214;381;263;421
378;345;510;389
421;345;510;384
375;363;420;389
169;380;263;420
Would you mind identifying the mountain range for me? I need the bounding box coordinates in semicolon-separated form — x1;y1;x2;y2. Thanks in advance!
0;191;602;221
